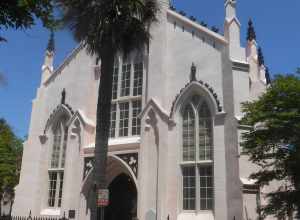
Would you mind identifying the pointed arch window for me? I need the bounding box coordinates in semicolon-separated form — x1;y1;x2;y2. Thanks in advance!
48;120;68;208
181;96;214;211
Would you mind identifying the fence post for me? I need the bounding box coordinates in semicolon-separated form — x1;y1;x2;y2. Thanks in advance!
60;211;66;220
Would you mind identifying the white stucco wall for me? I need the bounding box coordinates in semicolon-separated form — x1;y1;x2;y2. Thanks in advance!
12;47;97;217
13;2;272;220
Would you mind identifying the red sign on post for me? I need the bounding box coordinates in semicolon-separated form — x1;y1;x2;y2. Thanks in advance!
97;189;109;207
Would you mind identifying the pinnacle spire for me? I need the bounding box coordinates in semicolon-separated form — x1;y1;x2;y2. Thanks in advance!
190;63;197;82
257;47;264;66
46;30;55;53
61;89;66;104
225;0;236;5
265;67;271;85
41;30;55;85
158;0;170;8
225;0;237;19
247;19;256;41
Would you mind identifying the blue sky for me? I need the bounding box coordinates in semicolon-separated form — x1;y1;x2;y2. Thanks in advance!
0;0;299;138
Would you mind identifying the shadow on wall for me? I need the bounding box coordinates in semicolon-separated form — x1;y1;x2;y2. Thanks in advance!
1;192;14;217
85;185;97;220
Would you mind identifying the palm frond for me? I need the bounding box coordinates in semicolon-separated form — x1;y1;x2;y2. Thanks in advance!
0;36;7;42
56;0;158;57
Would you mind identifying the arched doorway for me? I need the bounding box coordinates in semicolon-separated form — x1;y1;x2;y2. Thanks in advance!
105;173;137;220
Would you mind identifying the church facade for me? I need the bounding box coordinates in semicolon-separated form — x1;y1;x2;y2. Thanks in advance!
12;1;272;220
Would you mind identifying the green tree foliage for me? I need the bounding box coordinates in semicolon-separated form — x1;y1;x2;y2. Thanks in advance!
241;74;300;219
57;1;158;219
0;119;23;214
0;0;54;42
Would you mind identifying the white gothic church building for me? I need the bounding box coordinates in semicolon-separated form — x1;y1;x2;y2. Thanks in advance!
12;1;272;220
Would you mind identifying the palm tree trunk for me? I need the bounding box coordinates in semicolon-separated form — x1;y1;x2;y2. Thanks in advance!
92;36;115;220
0;192;3;217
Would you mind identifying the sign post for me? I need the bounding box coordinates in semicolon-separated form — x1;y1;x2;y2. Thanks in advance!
97;189;109;207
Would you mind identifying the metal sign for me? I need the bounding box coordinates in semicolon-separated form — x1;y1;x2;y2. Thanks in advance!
97;189;109;207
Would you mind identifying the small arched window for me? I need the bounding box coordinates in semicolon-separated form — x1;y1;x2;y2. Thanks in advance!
48;120;68;208
181;96;214;211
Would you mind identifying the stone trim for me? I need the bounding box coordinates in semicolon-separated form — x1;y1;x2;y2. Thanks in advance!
44;104;74;134
67;109;95;133
139;98;176;127
170;81;223;118
225;16;241;27
232;60;250;72
81;153;139;194
83;157;94;180
116;153;138;178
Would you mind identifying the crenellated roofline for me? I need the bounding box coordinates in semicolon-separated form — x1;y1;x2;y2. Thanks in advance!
167;9;228;45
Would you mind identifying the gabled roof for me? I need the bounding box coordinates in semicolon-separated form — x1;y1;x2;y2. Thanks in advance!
44;43;85;85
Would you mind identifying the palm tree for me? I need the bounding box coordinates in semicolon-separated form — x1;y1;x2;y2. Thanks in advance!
57;0;158;219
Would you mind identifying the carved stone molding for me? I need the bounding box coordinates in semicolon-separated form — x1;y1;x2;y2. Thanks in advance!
82;153;139;180
44;103;74;134
116;153;139;178
83;157;94;180
67;110;95;134
70;119;81;139
145;116;151;131
39;134;48;144
140;98;176;130
232;61;249;72
170;80;223;118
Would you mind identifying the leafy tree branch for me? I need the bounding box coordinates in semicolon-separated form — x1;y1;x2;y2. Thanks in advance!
0;119;23;215
0;0;55;42
241;74;300;219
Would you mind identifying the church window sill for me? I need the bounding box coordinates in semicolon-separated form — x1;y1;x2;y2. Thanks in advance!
40;208;61;216
178;211;214;220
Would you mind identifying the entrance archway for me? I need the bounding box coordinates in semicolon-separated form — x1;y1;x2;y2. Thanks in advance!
105;173;137;220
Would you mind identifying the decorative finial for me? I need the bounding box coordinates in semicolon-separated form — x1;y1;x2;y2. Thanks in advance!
28;210;32;220
247;19;256;41
257;47;264;66
61;89;66;104
46;30;55;53
225;0;236;5
265;67;271;85
190;63;197;82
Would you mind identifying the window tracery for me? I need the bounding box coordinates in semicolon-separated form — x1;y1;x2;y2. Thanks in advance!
181;96;214;211
110;55;143;138
48;120;68;208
